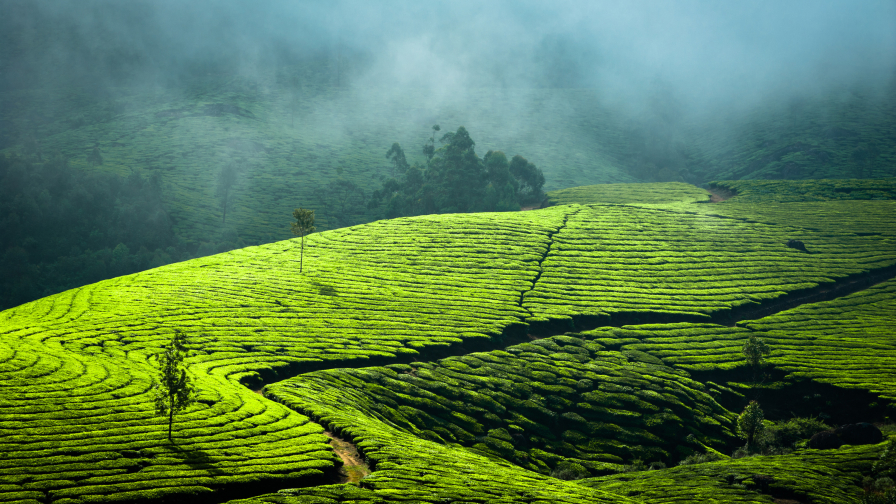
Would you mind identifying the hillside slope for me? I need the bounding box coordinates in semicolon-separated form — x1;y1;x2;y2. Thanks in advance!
1;182;895;503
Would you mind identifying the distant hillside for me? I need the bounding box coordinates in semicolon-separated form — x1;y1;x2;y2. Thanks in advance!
1;64;894;310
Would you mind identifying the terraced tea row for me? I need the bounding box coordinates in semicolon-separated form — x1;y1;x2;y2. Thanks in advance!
580;442;885;504
686;199;896;237
0;336;335;504
264;334;735;475
0;209;575;503
523;205;896;324
576;276;896;404
710;178;896;203
1;209;569;377
261;363;639;504
545;182;711;206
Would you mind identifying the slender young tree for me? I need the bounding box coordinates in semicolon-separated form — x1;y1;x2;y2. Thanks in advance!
742;335;771;380
291;208;316;273
737;400;766;450
153;330;196;442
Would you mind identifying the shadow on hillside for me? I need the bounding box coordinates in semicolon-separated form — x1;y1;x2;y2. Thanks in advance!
167;443;227;475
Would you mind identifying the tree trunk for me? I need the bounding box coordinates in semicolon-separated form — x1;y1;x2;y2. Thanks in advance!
168;395;174;441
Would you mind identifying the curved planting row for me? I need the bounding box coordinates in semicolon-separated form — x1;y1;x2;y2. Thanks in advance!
580;442;885;504
0;336;335;504
1;209;569;371
524;204;896;324
264;333;735;476
0;208;575;503
545;182;711;206
578;277;896;402
260;362;640;504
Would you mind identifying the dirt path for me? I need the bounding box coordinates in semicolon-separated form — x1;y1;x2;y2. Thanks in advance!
324;431;370;484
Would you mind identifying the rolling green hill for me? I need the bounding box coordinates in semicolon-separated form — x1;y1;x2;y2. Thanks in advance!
2;181;895;503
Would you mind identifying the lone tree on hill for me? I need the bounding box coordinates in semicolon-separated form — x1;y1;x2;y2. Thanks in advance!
291;208;316;273
737;400;765;450
742;334;771;380
153;330;196;442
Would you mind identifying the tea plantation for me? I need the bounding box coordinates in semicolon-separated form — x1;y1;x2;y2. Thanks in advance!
1;181;895;503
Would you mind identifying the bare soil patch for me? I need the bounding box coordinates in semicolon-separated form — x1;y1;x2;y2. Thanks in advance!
324;431;370;484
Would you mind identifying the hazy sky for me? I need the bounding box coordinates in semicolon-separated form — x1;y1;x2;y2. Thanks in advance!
3;0;895;117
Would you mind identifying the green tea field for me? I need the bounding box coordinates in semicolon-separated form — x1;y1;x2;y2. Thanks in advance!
1;180;895;503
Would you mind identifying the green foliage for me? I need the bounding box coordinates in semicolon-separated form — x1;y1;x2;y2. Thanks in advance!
316;178;367;228
552;460;590;480
153;330;197;441
768;417;830;449
264;367;631;504
522;202;896;323
737;401;765;448
369;127;545;218
0;152;199;311
266;336;736;473
678;451;725;466
864;477;896;504
583;442;886;504
291;207;317;237
742;335;770;377
385;142;409;178
87;144;104;166
876;439;896;479
290;207;316;273
0;334;335;503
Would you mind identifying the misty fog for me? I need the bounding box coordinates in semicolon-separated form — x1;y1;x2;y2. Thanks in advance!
1;0;894;309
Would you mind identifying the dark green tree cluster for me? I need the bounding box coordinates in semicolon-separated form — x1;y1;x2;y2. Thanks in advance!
369;126;546;218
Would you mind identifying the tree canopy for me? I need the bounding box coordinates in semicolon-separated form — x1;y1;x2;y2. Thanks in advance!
369;126;546;218
153;330;196;441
